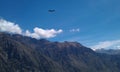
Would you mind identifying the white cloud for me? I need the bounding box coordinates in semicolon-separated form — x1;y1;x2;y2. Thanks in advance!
90;40;120;50
0;19;22;34
0;18;63;39
25;27;63;39
114;45;120;49
70;28;80;32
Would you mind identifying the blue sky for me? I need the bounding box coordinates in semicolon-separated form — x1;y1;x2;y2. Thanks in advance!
0;0;120;50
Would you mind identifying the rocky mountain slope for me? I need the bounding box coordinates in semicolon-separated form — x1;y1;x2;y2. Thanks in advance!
0;32;120;72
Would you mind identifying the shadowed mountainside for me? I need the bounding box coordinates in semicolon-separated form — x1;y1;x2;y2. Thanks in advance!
0;32;120;72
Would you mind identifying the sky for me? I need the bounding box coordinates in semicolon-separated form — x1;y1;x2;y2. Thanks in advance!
0;0;120;50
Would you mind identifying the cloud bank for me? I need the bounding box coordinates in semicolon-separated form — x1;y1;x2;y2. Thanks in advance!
0;19;63;39
0;19;22;34
25;27;62;39
91;40;120;50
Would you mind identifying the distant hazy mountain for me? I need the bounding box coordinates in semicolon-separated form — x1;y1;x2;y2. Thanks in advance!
0;32;120;72
95;48;120;55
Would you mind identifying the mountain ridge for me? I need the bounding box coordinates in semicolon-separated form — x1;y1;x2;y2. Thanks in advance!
95;48;120;55
0;32;120;72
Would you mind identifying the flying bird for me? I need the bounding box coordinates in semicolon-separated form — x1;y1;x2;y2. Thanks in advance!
48;9;55;12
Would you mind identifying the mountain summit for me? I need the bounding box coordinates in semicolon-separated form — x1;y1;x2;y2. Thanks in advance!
0;32;120;72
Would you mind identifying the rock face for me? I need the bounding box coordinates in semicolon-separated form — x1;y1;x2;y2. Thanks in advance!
0;32;120;72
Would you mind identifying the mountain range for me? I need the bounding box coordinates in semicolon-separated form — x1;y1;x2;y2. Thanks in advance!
0;32;120;72
95;49;120;55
